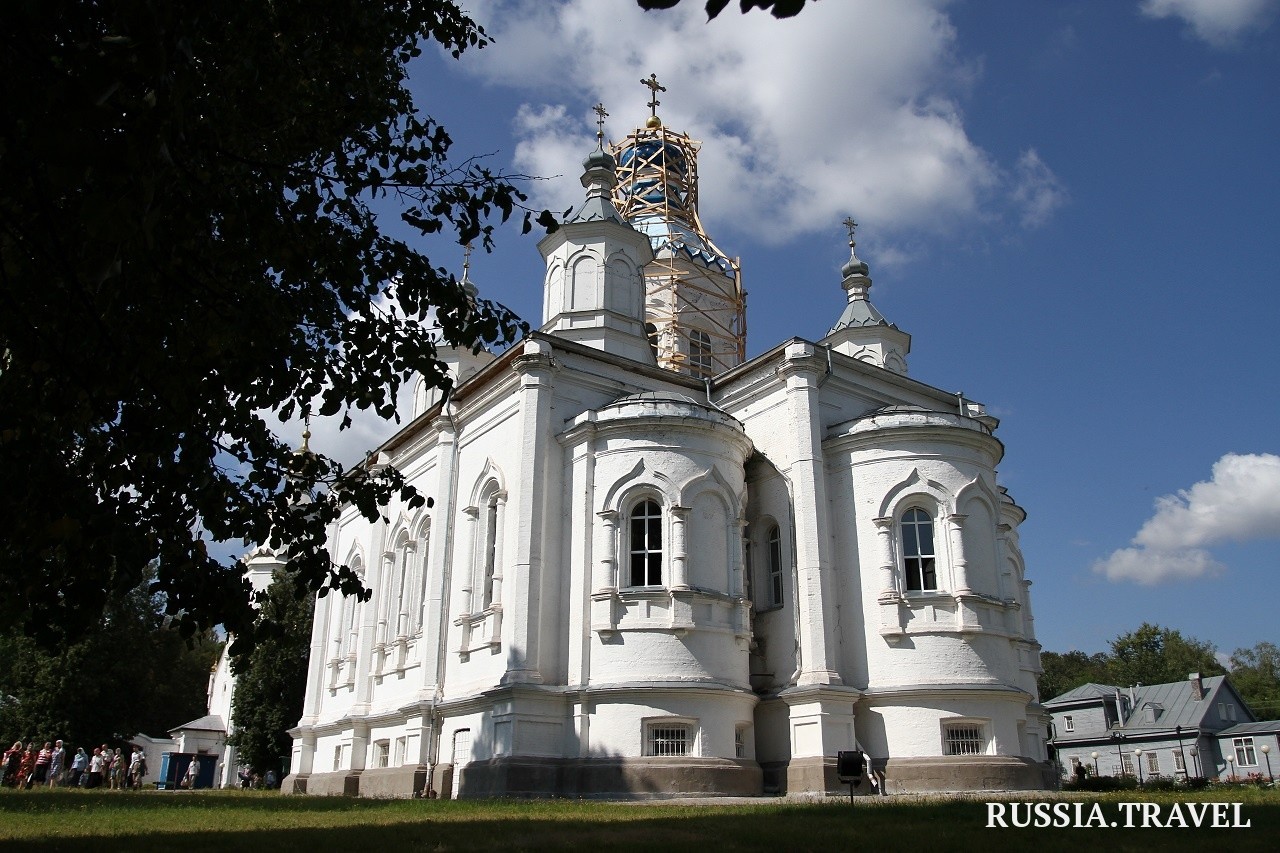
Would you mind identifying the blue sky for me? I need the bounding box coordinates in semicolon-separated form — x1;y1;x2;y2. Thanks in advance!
308;0;1279;662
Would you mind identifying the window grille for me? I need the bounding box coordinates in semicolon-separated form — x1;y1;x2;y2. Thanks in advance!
647;725;691;757
1064;715;1074;732
1174;750;1186;772
735;727;747;759
1146;751;1159;773
1122;754;1134;775
944;725;984;755
374;741;389;768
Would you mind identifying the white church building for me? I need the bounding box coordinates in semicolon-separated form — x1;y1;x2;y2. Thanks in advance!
283;98;1051;798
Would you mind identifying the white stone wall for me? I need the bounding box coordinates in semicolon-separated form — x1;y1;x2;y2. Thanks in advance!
290;331;1047;791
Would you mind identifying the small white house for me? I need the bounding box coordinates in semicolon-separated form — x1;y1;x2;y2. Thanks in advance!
164;547;280;788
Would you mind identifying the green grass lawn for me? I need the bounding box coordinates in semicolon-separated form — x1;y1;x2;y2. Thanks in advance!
0;787;1276;852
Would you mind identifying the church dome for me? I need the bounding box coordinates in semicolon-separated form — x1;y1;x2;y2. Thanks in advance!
582;146;616;173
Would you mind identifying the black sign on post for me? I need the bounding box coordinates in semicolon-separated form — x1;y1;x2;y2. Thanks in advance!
836;750;865;806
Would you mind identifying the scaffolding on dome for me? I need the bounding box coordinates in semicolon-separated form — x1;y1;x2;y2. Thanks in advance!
609;121;746;379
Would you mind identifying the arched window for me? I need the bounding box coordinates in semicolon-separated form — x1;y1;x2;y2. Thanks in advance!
482;491;499;608
390;532;412;639
901;507;937;592
629;499;663;587
410;523;430;634
466;477;506;613
767;524;784;606
689;329;713;377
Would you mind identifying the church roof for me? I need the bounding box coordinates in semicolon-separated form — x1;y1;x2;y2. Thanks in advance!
840;405;993;437
611;390;702;406
829;297;892;331
567;196;627;225
632;216;736;276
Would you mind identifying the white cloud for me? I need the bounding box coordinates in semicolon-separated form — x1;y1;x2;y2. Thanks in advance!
1093;453;1280;584
456;0;1060;244
1139;0;1279;48
1010;149;1069;228
1092;546;1226;585
1133;452;1280;549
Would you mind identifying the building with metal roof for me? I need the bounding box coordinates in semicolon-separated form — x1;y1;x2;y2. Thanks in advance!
1044;672;1278;783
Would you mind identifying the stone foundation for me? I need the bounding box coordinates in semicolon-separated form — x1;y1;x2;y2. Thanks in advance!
881;756;1047;793
288;770;362;796
785;755;847;796
285;755;1047;798
453;756;762;799
356;765;432;798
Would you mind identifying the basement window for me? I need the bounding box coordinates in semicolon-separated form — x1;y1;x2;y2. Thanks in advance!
646;722;694;757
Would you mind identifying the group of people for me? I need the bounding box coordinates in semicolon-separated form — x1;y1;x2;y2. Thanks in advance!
2;741;148;791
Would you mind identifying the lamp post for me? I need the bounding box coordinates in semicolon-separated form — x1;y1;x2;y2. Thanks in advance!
1134;748;1145;785
1225;754;1235;781
1111;731;1127;777
1262;744;1273;783
1189;745;1201;779
1175;725;1187;779
1091;751;1100;777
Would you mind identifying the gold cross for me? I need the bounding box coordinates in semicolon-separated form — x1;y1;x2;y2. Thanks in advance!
642;73;666;117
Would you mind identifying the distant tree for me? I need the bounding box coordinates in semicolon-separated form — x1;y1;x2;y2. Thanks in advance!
1;1;542;654
226;572;314;776
0;568;221;748
1037;650;1112;703
1105;623;1226;688
637;0;812;19
1229;642;1280;719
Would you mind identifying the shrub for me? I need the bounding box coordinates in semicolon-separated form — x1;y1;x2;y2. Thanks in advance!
1064;774;1138;792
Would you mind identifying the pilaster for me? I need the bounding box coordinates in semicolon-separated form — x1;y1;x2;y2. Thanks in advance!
419;412;458;693
779;684;863;794
669;505;691;590
777;342;841;685
504;338;558;684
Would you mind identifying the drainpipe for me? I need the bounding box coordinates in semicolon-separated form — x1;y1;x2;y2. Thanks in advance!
704;376;731;415
817;343;834;388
